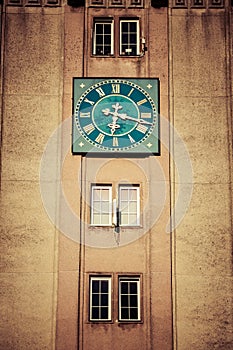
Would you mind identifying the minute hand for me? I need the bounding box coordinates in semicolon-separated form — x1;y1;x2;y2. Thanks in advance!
119;114;153;126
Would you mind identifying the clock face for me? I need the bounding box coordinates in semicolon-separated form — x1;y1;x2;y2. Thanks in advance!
72;78;159;154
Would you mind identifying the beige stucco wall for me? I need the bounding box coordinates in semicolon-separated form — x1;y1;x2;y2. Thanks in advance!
0;6;63;349
0;2;232;350
170;7;233;350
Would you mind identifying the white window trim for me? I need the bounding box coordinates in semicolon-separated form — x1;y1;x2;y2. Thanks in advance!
118;276;141;322
119;185;140;227
93;19;114;56
89;276;112;322
91;185;112;226
119;19;140;56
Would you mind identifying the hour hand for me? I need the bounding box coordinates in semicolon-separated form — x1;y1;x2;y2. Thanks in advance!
102;108;112;116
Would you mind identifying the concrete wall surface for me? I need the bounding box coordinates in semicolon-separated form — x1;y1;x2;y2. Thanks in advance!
0;1;232;350
0;6;63;350
170;6;233;350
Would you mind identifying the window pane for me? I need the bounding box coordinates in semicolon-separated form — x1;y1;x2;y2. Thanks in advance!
93;189;101;200
130;295;138;307
101;202;110;213
130;307;138;320
101;189;110;200
129;189;137;200
104;24;111;34
121;282;128;294
121;295;129;307
92;294;99;306
101;214;110;224
96;24;103;34
101;280;109;293
101;307;109;319
96;35;103;45
121;308;129;320
121;22;128;32
130;34;137;43
121;214;128;225
122;34;128;44
130;282;137;294
93;214;101;225
103;46;111;55
121;204;129;213
129;214;137;225
101;294;108;306
92;280;100;293
92;307;99;319
93;201;101;212
129;22;137;32
105;35;111;45
130;46;137;56
120;189;128;200
128;202;137;212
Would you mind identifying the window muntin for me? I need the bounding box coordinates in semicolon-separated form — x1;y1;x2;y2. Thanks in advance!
119;276;141;321
119;185;140;226
93;19;114;56
91;185;112;226
120;19;140;56
89;277;111;321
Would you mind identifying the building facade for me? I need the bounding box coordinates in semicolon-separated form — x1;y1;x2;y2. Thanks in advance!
0;0;232;349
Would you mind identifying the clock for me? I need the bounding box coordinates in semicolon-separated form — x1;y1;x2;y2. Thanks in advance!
72;78;159;155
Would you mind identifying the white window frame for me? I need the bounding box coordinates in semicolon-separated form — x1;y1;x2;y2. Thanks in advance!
93;19;114;56
91;185;112;226
119;185;140;226
119;19;140;56
89;276;112;322
118;276;141;322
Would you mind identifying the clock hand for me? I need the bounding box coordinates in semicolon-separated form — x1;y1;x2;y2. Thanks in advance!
107;115;120;135
119;114;153;126
103;103;123;135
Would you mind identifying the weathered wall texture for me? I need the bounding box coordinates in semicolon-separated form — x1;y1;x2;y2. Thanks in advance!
170;7;233;350
56;4;172;350
0;1;232;350
0;6;63;349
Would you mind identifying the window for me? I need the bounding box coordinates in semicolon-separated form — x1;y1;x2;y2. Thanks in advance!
91;185;112;226
89;275;141;323
91;184;140;227
119;276;141;321
93;19;114;56
92;18;141;57
119;185;140;226
120;19;140;56
89;276;111;321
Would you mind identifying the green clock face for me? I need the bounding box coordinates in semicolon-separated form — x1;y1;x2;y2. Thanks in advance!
72;78;159;154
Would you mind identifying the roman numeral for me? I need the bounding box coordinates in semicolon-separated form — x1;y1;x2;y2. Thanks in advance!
137;98;147;106
136;124;148;134
111;84;120;94
80;112;91;118
128;88;134;97
84;98;95;106
96;87;105;97
113;137;118;146
141;112;151;119
95;133;105;144
128;134;135;143
83;123;95;135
